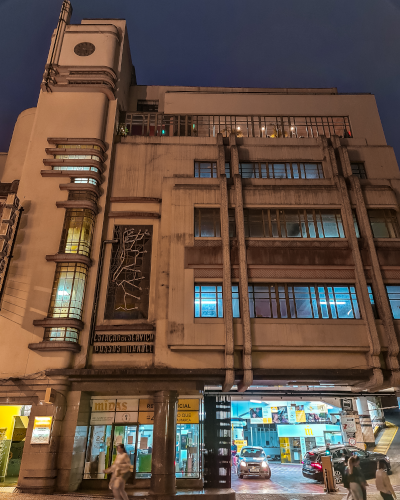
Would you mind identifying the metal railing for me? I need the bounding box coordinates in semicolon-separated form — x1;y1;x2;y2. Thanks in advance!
123;114;352;139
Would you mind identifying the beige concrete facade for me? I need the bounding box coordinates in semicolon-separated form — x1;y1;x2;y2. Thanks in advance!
0;0;399;494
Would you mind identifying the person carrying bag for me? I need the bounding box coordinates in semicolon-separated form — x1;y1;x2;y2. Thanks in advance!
376;459;396;500
104;444;132;500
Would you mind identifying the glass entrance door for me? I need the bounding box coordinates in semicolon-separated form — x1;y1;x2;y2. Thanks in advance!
112;425;137;482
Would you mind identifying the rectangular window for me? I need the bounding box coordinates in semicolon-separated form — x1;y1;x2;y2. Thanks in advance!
137;100;159;112
351;163;367;179
367;285;379;319
248;283;361;319
386;285;400;319
59;209;96;257
368;209;400;238
105;225;153;320
48;263;88;320
232;284;240;318
243;209;345;238
195;284;223;318
194;161;217;178
194;208;221;237
225;162;324;179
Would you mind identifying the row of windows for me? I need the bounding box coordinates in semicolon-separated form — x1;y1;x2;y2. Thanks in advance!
56;144;102;151
53;165;100;173
194;161;368;179
194;207;400;239
195;283;400;320
55;154;101;162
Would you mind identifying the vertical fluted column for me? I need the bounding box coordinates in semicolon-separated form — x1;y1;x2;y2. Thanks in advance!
326;137;383;389
150;390;178;495
338;146;400;385
230;133;252;392
217;134;235;391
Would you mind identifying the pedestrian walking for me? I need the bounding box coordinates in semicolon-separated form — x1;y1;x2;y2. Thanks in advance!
348;456;367;500
342;456;352;500
376;459;396;500
104;444;132;500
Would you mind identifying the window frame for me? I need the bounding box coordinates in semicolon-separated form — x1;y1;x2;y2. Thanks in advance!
248;283;361;320
194;161;218;178
194;207;221;238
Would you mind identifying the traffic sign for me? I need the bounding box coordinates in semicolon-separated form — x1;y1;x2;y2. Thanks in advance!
348;437;356;446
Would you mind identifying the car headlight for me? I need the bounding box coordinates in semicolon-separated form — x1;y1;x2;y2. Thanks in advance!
261;461;267;468
240;461;246;467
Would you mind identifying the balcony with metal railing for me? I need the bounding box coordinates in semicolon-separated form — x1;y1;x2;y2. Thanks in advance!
122;114;352;139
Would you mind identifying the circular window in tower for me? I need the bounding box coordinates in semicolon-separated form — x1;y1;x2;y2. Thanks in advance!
74;42;95;56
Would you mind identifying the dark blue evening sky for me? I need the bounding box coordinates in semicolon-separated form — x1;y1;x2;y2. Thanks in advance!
0;0;399;163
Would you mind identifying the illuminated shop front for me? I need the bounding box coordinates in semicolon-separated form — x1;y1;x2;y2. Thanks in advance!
84;397;201;483
0;406;31;486
231;400;341;464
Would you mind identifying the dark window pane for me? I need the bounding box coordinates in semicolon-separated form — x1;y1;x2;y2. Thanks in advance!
229;209;236;237
351;163;367;179
195;208;221;237
270;210;279;237
368;285;379;319
247;209;265;238
284;210;301;238
195;161;217;178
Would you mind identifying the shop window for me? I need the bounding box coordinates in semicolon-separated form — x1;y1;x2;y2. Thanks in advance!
136;425;153;478
194;161;218;178
194;208;221;237
248;283;361;319
243;209;345;238
368;209;400;238
105;225;153;320
176;424;200;478
84;426;113;479
225;162;324;179
386;285;400;319
59;209;96;257
52;166;100;173
351;163;367;179
48;263;88;320
55;154;101;162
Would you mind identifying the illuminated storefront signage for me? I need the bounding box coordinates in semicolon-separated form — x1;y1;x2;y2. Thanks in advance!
31;416;53;444
91;398;200;425
277;424;329;438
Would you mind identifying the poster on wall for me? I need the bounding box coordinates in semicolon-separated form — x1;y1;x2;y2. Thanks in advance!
262;406;272;423
272;406;289;423
31;417;53;444
287;406;297;424
250;407;263;424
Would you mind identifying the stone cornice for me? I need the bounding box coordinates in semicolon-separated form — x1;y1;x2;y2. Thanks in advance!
56;200;98;214
29;341;81;353
46;253;92;267
47;137;107;152
33;318;84;330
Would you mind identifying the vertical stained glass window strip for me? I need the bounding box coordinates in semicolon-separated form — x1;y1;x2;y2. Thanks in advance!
59;209;95;257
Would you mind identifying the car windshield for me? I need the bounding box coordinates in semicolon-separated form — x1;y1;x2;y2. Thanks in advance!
241;448;264;458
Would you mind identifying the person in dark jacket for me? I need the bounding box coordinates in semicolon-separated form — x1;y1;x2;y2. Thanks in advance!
348;456;367;500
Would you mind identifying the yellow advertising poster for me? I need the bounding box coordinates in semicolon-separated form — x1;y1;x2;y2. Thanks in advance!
177;411;199;424
177;399;200;411
296;410;306;422
139;399;154;412
12;428;27;441
235;439;247;453
138;412;154;424
31;416;53;444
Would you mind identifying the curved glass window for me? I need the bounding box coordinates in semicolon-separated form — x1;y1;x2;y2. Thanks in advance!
72;178;98;186
48;263;88;320
55;154;101;162
44;327;79;342
59;209;96;257
57;144;101;151
52;166;100;173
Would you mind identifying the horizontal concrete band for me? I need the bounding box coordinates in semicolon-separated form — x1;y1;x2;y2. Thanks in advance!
28;341;81;353
108;211;160;218
95;323;155;331
46;253;92;267
47;137;107;152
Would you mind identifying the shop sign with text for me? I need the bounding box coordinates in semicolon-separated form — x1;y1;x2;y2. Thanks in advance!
31;416;53;444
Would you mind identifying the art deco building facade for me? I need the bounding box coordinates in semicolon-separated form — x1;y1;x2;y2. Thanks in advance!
0;1;400;495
